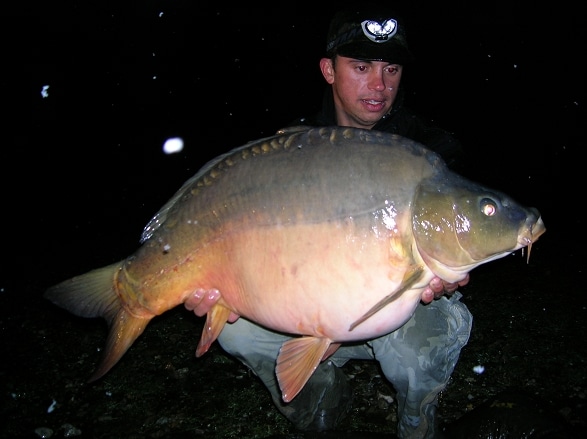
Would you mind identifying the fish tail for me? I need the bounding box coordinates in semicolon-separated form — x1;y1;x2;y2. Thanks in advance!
44;261;150;382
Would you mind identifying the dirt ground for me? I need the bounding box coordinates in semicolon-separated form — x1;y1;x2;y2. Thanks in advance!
2;223;585;438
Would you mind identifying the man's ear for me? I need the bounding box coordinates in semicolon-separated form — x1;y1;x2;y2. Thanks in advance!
319;58;335;84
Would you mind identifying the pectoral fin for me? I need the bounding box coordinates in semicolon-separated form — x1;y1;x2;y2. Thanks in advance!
276;336;332;402
349;265;425;331
195;304;232;357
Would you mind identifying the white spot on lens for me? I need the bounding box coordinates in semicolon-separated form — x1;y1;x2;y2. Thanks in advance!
163;137;184;154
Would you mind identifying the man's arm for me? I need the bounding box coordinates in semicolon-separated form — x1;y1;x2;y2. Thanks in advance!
184;275;470;319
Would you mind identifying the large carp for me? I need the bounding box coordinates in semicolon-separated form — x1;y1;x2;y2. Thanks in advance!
45;126;545;402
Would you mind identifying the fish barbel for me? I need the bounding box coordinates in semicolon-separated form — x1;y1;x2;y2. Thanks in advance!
45;126;545;402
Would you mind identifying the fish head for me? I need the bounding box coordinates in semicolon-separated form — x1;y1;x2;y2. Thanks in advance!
411;171;546;281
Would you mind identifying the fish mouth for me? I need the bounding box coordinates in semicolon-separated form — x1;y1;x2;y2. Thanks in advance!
519;216;546;262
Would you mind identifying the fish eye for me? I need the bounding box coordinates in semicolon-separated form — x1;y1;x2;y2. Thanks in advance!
480;198;498;216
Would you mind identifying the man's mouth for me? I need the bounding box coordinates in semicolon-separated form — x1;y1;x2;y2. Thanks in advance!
363;99;384;105
362;99;386;111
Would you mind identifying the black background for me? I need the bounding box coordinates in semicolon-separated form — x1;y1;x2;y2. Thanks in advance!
14;1;584;284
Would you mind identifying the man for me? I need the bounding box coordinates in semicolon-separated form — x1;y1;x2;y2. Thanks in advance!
185;7;472;438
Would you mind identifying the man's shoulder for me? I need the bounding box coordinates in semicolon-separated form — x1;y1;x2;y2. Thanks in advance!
379;107;465;170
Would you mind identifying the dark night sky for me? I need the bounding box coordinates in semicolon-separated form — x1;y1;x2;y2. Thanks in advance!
8;1;585;286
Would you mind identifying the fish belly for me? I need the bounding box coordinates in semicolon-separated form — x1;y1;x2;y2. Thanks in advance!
205;220;430;341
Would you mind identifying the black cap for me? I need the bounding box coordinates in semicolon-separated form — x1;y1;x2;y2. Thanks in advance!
325;7;414;64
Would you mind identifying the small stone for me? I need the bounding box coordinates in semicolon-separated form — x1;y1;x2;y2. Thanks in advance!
61;423;82;437
34;427;53;438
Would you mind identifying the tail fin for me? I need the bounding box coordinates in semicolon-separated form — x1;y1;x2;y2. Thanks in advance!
44;262;150;381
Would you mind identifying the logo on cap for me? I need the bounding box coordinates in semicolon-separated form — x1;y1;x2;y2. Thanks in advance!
360;19;397;43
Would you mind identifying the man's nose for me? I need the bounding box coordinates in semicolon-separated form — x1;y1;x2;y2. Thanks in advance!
368;73;386;91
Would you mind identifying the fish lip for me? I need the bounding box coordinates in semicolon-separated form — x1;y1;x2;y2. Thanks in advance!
518;217;546;262
531;217;547;241
518;217;546;245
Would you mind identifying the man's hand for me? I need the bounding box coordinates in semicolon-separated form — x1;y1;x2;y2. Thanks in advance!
184;288;240;323
420;274;469;304
185;274;471;318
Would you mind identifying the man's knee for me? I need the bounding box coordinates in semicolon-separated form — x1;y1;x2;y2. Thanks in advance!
427;292;473;352
216;318;254;356
408;292;472;350
216;318;286;369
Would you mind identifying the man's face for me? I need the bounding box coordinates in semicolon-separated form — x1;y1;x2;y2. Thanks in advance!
320;55;403;129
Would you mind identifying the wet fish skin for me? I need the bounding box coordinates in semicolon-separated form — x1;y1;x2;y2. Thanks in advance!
45;126;545;402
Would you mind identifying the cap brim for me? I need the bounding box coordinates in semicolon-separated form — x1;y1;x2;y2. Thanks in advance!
335;42;414;64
